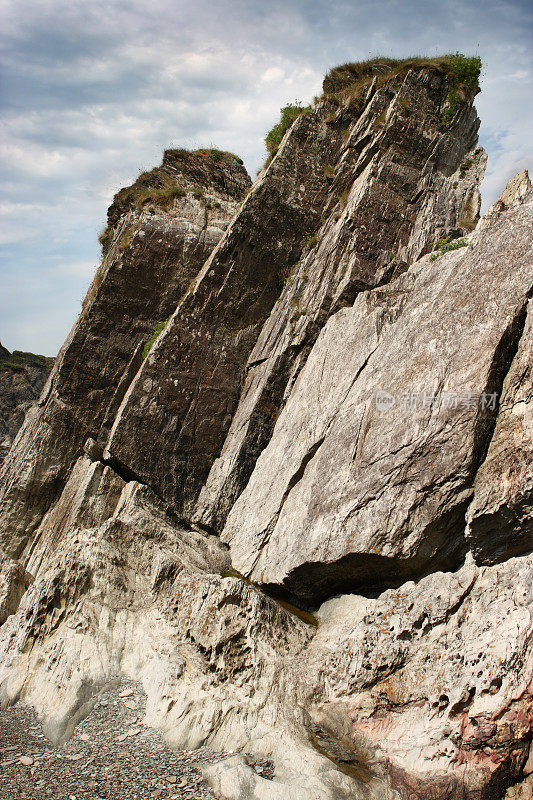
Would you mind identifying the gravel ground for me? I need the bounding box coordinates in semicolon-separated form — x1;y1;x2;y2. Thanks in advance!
0;680;272;799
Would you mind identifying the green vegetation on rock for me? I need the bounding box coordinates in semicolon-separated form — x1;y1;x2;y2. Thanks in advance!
323;53;481;96
265;102;312;160
1;351;54;373
440;53;482;127
134;180;187;210
193;148;244;164
322;54;481;129
429;236;468;261
143;317;172;359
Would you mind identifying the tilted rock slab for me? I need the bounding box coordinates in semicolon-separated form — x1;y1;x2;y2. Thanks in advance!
466;296;532;565
104;66;484;525
223;189;533;605
0;151;250;558
195;70;485;533
103;99;348;516
466;171;533;565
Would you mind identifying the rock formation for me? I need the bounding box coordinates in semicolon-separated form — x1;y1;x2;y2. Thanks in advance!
0;347;53;464
0;149;251;558
0;56;531;800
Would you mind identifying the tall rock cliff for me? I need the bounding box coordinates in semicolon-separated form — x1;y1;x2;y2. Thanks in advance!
0;56;531;800
0;149;251;558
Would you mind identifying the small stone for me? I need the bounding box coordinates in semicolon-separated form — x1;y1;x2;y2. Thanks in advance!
19;756;33;766
119;689;134;698
128;728;142;737
79;733;90;742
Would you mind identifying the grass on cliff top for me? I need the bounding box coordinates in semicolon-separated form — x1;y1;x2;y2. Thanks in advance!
163;147;244;165
99;145;245;254
322;53;481;96
262;54;480;168
1;350;54;372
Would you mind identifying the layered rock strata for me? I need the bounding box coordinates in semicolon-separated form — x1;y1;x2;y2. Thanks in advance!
0;151;251;558
0;59;531;800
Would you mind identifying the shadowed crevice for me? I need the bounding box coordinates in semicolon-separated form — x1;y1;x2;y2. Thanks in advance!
261;502;470;610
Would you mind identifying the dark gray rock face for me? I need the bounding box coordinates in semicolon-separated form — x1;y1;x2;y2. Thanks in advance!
0;348;53;464
0;59;532;800
0;152;251;558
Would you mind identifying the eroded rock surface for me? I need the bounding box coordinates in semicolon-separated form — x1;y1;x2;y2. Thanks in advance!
303;554;533;798
0;58;531;800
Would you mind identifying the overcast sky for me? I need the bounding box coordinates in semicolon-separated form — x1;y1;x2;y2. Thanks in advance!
1;0;532;356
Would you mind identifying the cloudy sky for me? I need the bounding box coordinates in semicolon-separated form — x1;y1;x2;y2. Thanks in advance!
1;0;532;356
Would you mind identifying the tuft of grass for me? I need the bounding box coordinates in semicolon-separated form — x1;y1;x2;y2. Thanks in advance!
193;186;204;200
194;148;244;164
2;351;54;371
165;147;244;165
98;226;113;254
429;236;468;261
265;102;312;158
304;234;319;250
439;53;482;127
323;53;481;96
136;182;186;209
142;316;172;359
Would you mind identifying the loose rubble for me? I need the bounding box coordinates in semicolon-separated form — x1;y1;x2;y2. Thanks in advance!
0;680;272;800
